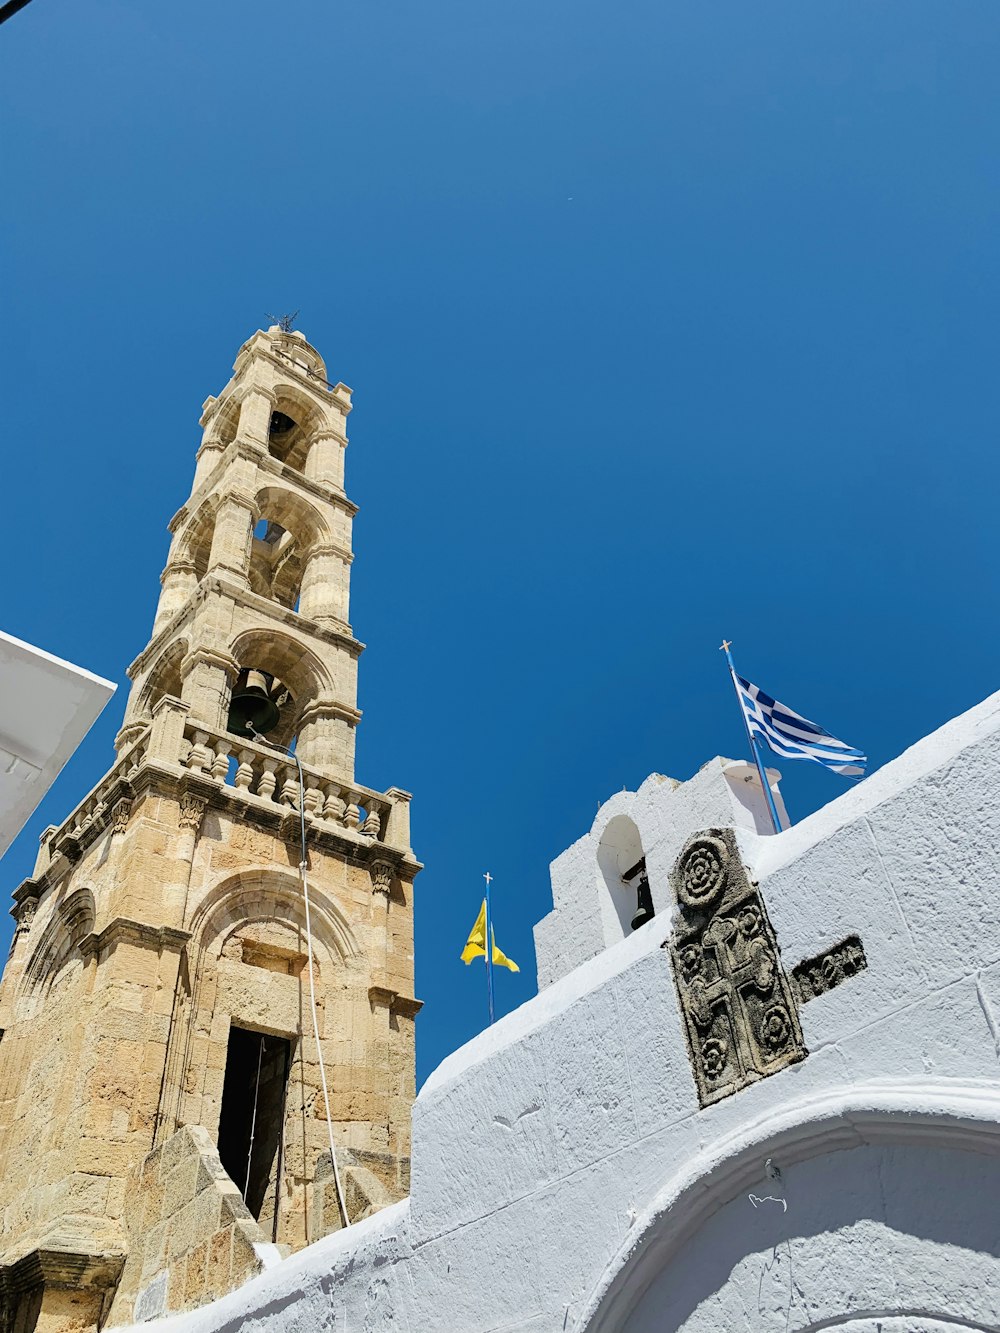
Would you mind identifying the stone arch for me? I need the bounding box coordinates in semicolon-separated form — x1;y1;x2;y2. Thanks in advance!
206;393;240;447
172;495;222;584
189;867;361;966
228;628;333;749
578;1086;1000;1333
597;814;651;938
18;887;96;1015
135;637;189;720
249;484;330;611
265;383;326;472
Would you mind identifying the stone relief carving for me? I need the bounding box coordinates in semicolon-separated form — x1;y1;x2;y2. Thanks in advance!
792;935;867;1003
15;898;38;934
370;860;393;898
666;829;806;1107
111;799;133;836
179;794;208;831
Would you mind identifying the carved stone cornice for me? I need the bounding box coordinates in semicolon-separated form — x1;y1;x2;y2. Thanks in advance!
253;450;359;518
309;425;348;444
0;1244;125;1296
305;541;355;565
32;734;424;882
10;879;42;931
368;986;422;1019
158;557;199;586
79;918;191;959
297;698;364;729
180;644;240;680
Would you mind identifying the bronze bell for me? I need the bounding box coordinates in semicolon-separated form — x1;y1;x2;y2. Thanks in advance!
630;872;655;931
227;668;282;738
622;856;655;932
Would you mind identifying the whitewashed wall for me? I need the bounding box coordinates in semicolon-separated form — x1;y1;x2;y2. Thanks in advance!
135;690;1000;1332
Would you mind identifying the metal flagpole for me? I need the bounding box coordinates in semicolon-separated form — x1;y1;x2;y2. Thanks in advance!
720;640;784;835
483;872;496;1026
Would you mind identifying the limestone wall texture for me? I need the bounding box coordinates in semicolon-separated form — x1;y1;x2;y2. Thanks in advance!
106;1127;279;1327
0;328;421;1331
131;686;1000;1332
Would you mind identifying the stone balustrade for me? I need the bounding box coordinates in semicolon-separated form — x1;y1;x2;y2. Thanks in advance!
48;728;152;862
179;720;393;844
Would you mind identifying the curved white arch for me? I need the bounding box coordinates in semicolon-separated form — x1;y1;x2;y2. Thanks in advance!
577;1083;1000;1332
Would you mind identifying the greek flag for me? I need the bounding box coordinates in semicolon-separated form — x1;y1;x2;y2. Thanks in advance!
736;675;867;778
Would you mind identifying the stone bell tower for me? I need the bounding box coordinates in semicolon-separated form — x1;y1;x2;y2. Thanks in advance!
0;327;421;1331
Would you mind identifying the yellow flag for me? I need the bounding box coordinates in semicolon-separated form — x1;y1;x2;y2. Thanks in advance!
460;900;519;973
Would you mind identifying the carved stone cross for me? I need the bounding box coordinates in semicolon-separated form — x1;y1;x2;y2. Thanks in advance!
666;829;806;1106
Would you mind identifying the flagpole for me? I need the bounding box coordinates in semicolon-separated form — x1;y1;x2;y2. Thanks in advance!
483;872;496;1026
720;640;784;835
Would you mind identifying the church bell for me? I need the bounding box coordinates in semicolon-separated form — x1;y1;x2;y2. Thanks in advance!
622;857;655;932
630;872;655;931
227;667;283;738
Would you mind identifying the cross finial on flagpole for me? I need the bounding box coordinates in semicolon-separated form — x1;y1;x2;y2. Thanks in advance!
483;872;492;885
720;639;732;653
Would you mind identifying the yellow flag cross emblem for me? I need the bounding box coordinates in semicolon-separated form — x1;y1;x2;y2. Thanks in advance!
460;900;519;972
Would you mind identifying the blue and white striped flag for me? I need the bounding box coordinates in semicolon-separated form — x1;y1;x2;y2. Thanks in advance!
736;675;867;778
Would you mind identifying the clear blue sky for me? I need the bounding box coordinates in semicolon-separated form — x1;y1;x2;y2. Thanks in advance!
2;1;998;1084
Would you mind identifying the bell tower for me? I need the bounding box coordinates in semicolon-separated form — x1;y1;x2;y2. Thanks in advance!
0;328;421;1331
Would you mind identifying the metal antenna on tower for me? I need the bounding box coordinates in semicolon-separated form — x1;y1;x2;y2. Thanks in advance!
266;311;300;333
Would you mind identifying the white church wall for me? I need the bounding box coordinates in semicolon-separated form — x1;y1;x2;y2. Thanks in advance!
535;756;786;990
133;688;1000;1332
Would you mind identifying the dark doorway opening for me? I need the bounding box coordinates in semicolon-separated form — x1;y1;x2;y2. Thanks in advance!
217;1026;291;1221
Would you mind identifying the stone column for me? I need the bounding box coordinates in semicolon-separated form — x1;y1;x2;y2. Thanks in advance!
237;384;276;447
166;792;208;923
207;492;257;587
148;694;190;765
192;434;227;489
369;859;393;984
180;647;236;732
296;701;358;781
297;545;351;626
152;558;199;636
383;789;413;853
304;428;346;490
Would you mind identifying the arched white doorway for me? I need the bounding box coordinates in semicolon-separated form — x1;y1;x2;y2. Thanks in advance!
579;1088;1000;1333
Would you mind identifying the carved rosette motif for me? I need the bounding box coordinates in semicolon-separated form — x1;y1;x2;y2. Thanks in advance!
666;827;806;1107
677;835;729;909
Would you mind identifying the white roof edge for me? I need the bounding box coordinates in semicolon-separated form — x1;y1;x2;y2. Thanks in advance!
0;629;116;694
751;685;1000;880
0;628;117;861
425;686;1000;1103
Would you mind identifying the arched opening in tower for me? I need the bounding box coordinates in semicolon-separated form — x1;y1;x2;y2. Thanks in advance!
226;667;292;741
267;409;312;469
249;517;304;609
597;815;655;935
217;1026;292;1222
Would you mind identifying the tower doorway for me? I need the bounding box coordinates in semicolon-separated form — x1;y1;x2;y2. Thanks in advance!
217;1026;291;1221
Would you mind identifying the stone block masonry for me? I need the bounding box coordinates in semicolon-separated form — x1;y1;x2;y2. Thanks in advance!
131;685;1000;1332
106;1126;279;1326
0;326;422;1331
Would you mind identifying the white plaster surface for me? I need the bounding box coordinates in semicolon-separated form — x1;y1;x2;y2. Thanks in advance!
0;629;115;860
134;689;1000;1332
